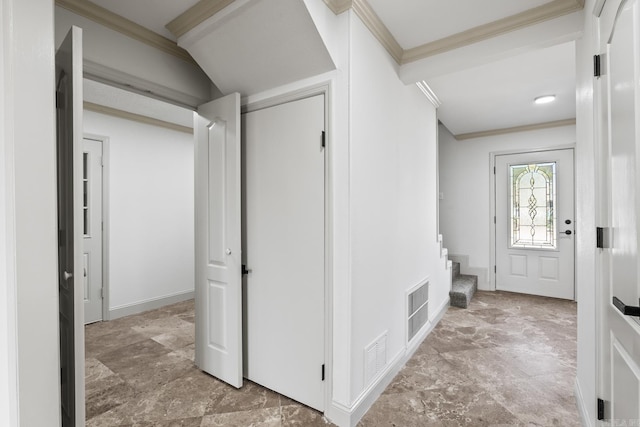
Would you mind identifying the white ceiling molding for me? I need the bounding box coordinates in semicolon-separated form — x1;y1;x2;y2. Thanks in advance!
55;0;195;64
455;118;576;140
84;101;194;134
166;0;236;38
416;81;441;108
323;0;353;15
352;0;403;63
401;0;584;64
83;60;206;108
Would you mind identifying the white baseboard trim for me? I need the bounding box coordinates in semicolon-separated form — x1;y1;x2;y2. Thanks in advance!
325;297;449;427
108;290;194;320
574;378;592;427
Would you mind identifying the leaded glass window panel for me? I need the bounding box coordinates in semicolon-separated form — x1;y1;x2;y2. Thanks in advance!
509;162;556;249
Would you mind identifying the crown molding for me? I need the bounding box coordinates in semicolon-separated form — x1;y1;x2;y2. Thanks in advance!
455;118;576;140
416;81;441;108
352;0;403;63
166;0;236;39
84;101;194;134
55;0;195;65
401;0;584;64
323;0;353;15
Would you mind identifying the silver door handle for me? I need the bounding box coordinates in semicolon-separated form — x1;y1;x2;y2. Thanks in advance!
63;271;73;280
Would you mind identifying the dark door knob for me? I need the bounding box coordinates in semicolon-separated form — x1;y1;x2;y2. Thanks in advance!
565;219;572;225
564;230;572;235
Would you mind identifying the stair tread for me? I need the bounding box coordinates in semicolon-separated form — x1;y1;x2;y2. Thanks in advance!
449;271;478;309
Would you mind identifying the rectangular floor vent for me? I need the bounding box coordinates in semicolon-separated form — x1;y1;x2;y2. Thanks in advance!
407;280;429;343
364;332;387;386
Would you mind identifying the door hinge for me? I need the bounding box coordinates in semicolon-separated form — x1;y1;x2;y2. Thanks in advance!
494;216;496;224
100;288;104;299
494;265;497;273
493;166;496;174
597;398;605;420
596;227;610;249
594;55;602;78
56;91;65;109
321;364;325;381
321;130;326;149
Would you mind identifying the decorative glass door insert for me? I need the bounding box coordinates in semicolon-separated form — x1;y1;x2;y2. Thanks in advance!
509;162;556;249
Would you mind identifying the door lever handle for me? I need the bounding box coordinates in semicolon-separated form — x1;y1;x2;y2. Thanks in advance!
613;296;640;317
63;271;73;281
242;264;252;275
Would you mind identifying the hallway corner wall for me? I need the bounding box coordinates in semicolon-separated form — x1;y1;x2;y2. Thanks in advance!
348;10;447;407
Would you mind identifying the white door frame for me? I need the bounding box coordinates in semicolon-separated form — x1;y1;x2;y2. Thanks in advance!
489;144;576;294
84;133;110;322
242;81;333;412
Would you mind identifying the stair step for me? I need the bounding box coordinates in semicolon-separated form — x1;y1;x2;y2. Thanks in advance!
450;274;477;309
451;261;461;278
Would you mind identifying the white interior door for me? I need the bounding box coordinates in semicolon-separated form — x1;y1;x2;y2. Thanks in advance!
83;138;103;324
243;94;325;411
599;0;640;421
194;93;243;388
495;149;575;299
55;26;85;427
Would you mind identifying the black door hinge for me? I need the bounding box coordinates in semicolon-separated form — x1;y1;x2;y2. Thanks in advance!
594;55;602;78
494;265;496;273
321;131;326;149
596;227;604;248
493;166;496;174
597;398;605;420
321;364;325;381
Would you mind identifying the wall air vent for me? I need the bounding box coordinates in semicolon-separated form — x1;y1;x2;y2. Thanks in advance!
407;279;430;343
364;332;388;386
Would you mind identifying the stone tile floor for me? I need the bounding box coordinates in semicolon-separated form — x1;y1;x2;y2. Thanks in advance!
86;291;579;426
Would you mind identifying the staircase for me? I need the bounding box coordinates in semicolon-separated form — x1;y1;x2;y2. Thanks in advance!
449;261;477;308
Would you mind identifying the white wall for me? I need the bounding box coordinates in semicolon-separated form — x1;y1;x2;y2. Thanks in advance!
349;13;447;402
438;124;576;289
1;0;61;424
83;111;195;314
55;7;212;107
0;0;17;424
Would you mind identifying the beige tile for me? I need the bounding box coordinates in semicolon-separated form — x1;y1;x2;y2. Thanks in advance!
201;407;281;427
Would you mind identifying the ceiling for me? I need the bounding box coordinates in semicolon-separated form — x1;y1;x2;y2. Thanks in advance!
84;0;580;138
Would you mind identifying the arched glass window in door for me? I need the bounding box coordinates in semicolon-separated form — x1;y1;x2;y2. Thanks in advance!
509;162;556;249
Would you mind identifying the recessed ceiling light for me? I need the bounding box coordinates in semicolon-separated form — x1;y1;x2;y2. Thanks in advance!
534;95;556;105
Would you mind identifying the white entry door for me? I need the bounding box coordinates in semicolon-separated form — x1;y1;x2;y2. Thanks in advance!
495;149;575;299
194;93;243;388
599;0;640;421
243;94;325;411
83;138;103;324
